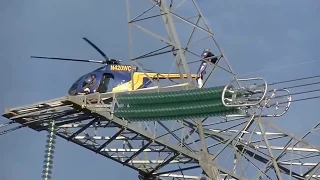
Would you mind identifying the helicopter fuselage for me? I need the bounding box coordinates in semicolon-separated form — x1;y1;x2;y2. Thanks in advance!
31;37;207;96
68;64;198;96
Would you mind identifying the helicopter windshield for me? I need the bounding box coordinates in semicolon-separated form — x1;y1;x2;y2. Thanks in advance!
68;73;114;95
68;76;82;95
82;74;97;88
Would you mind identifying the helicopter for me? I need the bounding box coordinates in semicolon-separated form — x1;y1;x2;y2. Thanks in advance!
31;37;215;96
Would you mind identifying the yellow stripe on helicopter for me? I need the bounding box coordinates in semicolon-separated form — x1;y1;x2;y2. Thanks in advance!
112;72;198;92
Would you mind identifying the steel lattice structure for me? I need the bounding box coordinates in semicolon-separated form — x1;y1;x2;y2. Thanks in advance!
1;1;320;180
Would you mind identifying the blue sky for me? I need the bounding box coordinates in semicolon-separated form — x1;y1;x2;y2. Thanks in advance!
0;0;319;179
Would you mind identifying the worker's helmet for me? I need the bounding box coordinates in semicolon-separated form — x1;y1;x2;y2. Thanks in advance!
201;48;210;58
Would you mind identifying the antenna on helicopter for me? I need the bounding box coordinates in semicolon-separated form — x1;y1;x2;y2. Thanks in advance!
30;37;121;65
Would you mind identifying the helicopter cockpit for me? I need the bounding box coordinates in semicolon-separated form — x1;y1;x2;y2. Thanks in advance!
82;74;96;88
68;72;114;96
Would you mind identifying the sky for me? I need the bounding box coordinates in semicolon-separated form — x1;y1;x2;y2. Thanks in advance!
0;0;319;179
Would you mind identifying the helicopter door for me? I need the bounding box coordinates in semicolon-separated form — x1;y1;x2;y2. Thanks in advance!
97;74;114;93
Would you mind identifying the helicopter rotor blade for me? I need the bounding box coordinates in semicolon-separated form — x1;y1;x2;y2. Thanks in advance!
30;56;105;64
82;37;109;60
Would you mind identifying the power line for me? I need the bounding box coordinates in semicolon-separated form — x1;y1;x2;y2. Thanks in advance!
277;96;320;105
265;76;320;93
211;61;320;84
267;88;320;108
273;88;320;100
267;81;320;93
269;74;320;86
237;60;320;77
282;81;320;89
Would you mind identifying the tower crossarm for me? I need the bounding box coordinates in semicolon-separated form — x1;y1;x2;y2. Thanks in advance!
2;94;243;180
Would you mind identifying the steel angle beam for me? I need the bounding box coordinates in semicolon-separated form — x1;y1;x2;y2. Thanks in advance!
2;96;83;131
65;97;243;179
192;120;320;180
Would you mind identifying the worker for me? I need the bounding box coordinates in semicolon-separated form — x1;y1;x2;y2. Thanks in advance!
196;48;218;88
83;74;99;94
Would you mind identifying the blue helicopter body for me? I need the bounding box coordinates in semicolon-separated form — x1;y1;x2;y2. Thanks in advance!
68;63;198;96
31;37;204;96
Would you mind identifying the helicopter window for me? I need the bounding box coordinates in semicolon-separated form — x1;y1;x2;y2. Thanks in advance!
82;74;97;89
68;76;83;95
97;74;114;93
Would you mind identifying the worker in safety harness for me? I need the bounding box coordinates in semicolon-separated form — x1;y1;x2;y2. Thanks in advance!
196;48;218;88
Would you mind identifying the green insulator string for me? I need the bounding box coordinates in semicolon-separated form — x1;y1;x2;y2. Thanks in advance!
116;86;234;105
114;99;245;121
42;120;56;180
114;85;248;121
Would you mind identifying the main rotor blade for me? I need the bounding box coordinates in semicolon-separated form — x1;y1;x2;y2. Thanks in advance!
82;37;109;60
30;56;104;64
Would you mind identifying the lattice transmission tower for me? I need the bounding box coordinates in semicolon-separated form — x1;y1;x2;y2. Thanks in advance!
1;1;319;180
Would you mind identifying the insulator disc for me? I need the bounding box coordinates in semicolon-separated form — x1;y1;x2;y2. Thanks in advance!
43;165;53;169
41;175;51;179
46;139;56;144
45;145;56;149
44;154;54;159
45;149;54;154
43;159;53;164
42;169;52;174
